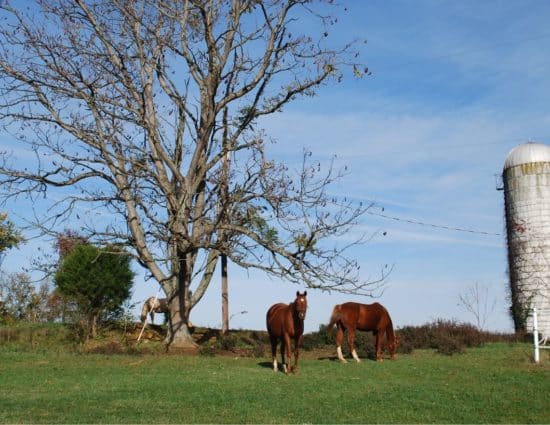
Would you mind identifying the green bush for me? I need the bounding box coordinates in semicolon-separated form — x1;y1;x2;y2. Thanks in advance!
55;243;134;340
302;324;335;350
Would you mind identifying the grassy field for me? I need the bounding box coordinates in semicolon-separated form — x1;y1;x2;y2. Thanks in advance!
1;341;549;423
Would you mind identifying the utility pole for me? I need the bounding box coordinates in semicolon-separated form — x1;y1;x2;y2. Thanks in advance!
220;60;235;336
220;149;231;335
220;98;231;334
221;252;229;334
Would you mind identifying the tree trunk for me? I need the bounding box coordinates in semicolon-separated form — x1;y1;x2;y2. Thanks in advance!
88;310;99;339
165;285;197;350
166;320;196;350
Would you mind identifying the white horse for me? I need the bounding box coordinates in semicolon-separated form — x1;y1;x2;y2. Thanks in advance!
140;297;169;324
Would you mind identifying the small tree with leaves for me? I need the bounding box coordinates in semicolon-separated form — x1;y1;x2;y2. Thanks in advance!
0;272;34;322
54;243;134;339
0;212;23;267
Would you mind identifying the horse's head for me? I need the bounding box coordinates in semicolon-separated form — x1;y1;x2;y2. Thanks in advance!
388;335;399;359
294;291;308;320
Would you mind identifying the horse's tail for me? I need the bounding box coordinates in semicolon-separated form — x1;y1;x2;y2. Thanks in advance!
326;305;342;334
140;298;151;323
384;311;398;356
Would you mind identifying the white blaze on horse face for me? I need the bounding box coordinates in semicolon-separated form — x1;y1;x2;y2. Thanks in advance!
351;349;361;362
296;297;307;320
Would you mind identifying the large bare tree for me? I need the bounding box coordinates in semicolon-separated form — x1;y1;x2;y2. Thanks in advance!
0;0;386;348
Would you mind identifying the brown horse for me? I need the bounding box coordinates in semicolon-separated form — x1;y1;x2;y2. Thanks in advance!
327;302;398;362
140;296;169;324
266;291;308;374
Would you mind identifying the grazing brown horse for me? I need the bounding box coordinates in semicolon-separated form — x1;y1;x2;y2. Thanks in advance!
327;302;398;363
140;297;169;324
266;291;308;374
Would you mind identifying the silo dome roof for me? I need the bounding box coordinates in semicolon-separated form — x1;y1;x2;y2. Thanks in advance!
504;142;550;170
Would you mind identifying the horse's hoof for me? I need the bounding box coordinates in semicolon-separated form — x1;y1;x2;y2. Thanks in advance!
291;366;299;374
339;358;348;364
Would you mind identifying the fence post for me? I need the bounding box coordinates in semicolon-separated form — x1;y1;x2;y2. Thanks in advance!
533;307;540;363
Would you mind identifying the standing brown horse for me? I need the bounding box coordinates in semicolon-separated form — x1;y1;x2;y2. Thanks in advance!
327;302;398;363
266;291;308;374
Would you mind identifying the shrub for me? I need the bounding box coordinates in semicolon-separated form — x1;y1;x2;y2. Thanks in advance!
302;324;335;351
55;243;134;340
251;342;265;358
218;333;238;350
436;334;464;356
397;319;495;355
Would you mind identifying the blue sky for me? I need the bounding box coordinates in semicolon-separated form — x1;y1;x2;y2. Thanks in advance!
2;0;550;333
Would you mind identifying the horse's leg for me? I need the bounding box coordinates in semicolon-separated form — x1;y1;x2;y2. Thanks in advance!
389;335;397;360
283;333;292;374
348;327;360;362
270;335;279;372
335;324;347;363
150;310;155;325
292;335;303;374
375;328;384;361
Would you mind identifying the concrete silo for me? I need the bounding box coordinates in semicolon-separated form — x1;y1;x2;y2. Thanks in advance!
503;142;550;336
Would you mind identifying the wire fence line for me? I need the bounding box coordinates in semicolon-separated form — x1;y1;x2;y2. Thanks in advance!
365;210;503;236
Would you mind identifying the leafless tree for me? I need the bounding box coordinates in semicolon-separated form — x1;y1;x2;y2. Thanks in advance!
458;282;497;331
0;0;386;348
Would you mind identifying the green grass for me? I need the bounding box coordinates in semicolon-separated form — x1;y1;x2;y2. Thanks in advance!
1;343;549;423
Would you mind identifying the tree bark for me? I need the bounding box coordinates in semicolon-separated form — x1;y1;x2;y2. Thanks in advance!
89;310;99;339
164;257;198;349
165;294;197;349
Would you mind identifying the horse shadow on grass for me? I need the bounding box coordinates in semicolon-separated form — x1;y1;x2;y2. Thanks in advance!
316;355;341;362
257;355;343;370
257;362;291;374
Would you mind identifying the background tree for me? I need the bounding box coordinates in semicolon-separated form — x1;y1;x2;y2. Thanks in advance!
458;282;497;331
0;1;386;349
0;212;23;267
0;272;52;323
54;243;134;339
56;230;89;259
